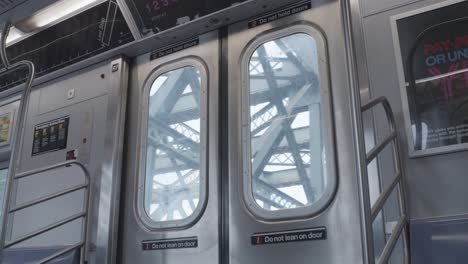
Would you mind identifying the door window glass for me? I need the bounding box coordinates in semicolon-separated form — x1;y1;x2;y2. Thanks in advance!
144;66;203;223
248;33;329;212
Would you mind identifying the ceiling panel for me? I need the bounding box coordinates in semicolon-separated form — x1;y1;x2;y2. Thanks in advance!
0;0;58;25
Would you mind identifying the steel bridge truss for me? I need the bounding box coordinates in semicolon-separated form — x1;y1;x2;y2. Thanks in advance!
145;37;324;219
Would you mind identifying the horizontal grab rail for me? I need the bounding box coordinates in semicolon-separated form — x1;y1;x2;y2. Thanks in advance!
15;160;90;181
5;212;86;248
38;242;85;264
360;96;409;264
378;216;407;264
371;172;401;220
366;131;397;164
362;96;395;115
9;183;89;213
2;160;91;264
361;97;398;137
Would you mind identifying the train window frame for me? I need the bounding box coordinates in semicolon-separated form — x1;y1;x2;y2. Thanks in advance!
136;57;209;230
0;164;8;219
390;0;468;158
241;24;337;221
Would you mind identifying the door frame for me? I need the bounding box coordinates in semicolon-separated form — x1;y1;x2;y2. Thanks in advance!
118;30;221;264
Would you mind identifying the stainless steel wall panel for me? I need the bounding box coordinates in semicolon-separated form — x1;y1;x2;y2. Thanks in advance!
119;31;220;264
227;1;365;263
361;0;468;219
36;74;108;116
1;57;128;264
95;57;129;264
11;93;107;249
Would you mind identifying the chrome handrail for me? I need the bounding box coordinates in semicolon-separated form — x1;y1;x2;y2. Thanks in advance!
0;23;90;264
361;96;410;264
3;161;91;264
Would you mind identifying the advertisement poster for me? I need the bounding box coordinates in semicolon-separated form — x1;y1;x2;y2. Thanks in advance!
395;1;468;154
0;112;13;146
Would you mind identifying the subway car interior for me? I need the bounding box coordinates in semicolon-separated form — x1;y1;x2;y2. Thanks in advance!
0;0;465;263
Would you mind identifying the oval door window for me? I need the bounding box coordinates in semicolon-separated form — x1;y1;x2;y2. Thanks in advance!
246;31;335;218
144;66;204;223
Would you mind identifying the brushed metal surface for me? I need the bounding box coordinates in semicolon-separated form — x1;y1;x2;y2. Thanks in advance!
227;1;365;263
119;31;220;264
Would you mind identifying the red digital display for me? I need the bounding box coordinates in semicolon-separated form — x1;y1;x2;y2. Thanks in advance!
132;0;240;33
145;0;179;15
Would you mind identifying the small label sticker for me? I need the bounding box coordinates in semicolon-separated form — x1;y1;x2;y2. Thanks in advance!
112;63;119;72
252;227;326;246
142;237;198;251
248;1;312;29
150;38;200;60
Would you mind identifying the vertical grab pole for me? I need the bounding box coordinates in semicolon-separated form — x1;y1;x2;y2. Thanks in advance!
393;136;411;264
384;100;410;264
341;1;375;263
0;22;36;262
82;175;90;264
380;100;410;264
0;23;11;68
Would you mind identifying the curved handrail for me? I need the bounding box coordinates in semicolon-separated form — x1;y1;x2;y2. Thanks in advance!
361;96;410;264
0;23;90;264
0;22;91;264
3;161;91;264
361;97;396;127
15;160;90;181
0;22;37;263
